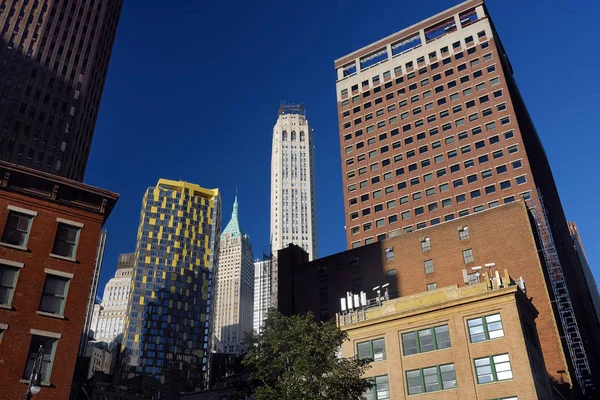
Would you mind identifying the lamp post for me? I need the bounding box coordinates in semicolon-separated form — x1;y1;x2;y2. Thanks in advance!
24;345;44;400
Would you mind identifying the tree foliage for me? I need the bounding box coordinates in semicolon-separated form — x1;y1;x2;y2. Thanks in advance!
240;310;371;400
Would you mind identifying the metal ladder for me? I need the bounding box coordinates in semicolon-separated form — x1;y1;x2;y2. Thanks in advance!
527;192;593;395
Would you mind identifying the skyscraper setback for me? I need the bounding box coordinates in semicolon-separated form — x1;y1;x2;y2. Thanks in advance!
270;104;318;260
0;0;123;181
334;0;600;395
213;196;254;355
122;180;221;393
90;253;134;343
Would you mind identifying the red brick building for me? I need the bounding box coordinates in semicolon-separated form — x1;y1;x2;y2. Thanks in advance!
333;1;600;396
277;201;583;398
0;161;118;399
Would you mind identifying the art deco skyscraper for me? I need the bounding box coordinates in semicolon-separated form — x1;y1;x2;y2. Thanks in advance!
270;104;318;260
122;180;221;393
213;196;254;355
0;0;123;181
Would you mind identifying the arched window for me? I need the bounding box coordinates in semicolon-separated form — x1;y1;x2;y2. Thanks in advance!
300;131;305;141
291;131;296;141
282;130;287;141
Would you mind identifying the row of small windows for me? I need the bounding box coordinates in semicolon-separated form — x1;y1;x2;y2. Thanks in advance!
349;174;525;226
341;40;494;109
347;142;520;194
348;164;525;223
350;191;530;248
344;109;509;171
344;94;507;157
281;130;305;141
342;71;501;132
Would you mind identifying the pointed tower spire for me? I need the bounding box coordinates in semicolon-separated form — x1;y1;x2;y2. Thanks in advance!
222;194;243;237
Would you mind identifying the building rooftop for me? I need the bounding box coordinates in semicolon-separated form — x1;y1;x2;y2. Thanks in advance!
338;269;530;328
156;178;218;199
334;0;484;69
0;160;119;223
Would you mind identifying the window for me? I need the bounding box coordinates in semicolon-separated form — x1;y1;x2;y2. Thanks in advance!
1;210;33;247
485;185;496;194
23;335;58;383
462;249;474;264
467;313;505;344
52;223;81;259
421;237;431;251
516;176;527;185
357;338;386;361
474;354;513;384
0;263;20;306
512;160;523;169
427;283;437;291
402;211;411;220
424;259;434;274
459;226;469;240
500;180;511;190
402;325;451;356
39;274;70;315
406;363;456;395
364;375;390;400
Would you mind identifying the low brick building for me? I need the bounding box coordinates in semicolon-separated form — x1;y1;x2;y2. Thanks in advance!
0;161;118;399
338;277;553;399
277;201;573;395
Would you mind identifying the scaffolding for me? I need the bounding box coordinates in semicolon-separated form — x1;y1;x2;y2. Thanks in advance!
527;191;593;395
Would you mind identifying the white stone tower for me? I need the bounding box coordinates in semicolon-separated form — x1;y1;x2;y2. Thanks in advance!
270;104;318;260
90;253;134;343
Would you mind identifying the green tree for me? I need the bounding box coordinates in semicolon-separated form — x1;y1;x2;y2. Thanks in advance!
241;310;372;400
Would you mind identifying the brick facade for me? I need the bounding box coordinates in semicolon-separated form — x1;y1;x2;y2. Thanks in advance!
278;201;570;390
338;282;553;399
0;161;117;399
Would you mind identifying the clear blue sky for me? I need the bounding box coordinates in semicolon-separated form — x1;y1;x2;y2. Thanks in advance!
85;0;600;297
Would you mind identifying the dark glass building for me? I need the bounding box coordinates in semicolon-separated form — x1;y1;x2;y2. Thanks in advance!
0;0;123;181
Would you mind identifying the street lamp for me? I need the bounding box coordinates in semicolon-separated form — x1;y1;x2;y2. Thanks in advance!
24;345;44;400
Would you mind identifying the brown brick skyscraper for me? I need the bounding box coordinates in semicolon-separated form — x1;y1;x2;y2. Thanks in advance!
335;0;600;396
0;0;123;181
